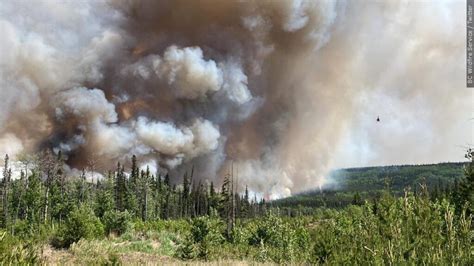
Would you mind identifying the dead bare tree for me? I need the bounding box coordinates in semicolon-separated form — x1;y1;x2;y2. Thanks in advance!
39;150;56;224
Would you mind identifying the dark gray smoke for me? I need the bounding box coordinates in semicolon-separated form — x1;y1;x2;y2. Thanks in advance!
0;0;470;198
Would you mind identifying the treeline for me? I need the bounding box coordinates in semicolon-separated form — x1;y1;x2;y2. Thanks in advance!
333;162;465;192
273;179;469;213
273;162;467;211
0;151;264;232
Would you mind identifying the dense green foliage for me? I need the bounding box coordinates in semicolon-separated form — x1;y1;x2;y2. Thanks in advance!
53;205;104;248
274;162;465;210
102;210;132;236
0;151;472;264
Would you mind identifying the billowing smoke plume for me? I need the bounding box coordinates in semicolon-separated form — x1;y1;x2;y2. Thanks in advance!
0;0;471;198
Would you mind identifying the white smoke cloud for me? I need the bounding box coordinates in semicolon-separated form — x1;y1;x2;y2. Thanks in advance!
52;86;221;167
76;31;126;85
135;117;220;164
282;0;311;32
136;117;194;156
54;87;118;124
188;119;221;157
123;45;252;104
158;46;223;99
0;134;24;158
139;159;158;176
91;122;139;159
67;167;105;183
221;61;252;104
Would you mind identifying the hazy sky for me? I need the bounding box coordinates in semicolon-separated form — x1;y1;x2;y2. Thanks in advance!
332;1;472;169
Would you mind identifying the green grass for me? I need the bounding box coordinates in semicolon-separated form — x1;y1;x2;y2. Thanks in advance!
4;191;472;265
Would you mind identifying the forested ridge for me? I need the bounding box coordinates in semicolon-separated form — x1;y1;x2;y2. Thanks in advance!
0;150;472;264
273;162;466;212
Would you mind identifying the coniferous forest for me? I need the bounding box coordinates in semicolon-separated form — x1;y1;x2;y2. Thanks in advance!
0;150;472;264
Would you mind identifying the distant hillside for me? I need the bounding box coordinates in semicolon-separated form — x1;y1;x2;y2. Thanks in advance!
272;162;466;210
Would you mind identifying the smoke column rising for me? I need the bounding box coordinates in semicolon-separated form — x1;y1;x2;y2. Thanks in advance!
0;0;471;198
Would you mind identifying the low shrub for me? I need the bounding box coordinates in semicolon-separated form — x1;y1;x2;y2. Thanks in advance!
102;210;132;236
53;204;104;248
177;216;225;260
0;231;40;265
246;211;310;262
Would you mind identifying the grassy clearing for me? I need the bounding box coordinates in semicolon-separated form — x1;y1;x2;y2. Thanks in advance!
42;228;180;265
32;192;472;265
2;194;473;265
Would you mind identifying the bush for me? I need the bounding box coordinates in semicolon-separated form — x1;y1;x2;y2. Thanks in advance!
177;234;197;260
53;205;104;248
102;210;132;236
246;212;310;262
177;216;225;260
308;192;473;265
0;231;40;264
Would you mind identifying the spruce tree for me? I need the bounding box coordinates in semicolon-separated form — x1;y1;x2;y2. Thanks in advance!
130;155;138;192
25;170;43;224
241;185;250;218
154;174;162;219
2;154;11;227
115;162;126;212
352;192;363;206
162;173;171;219
458;149;474;214
95;171;115;218
139;167;150;221
220;173;234;236
15;171;27;220
182;172;190;217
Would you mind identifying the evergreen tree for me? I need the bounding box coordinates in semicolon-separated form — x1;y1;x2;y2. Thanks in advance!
130;155;138;187
24;170;43;224
234;192;241;218
352;192;363;206
153;174;162;220
115;162;126;212
208;182;217;215
50;170;65;225
182;172;190;217
129;154;139;205
161;173;171;219
125;185;139;216
241;185;250;218
95;171;115;218
458;149;474;214
138;167;150;221
162;189;170;219
56;151;67;224
2;154;11;227
77;169;87;204
15;171;27;221
220;173;234;237
164;173;170;187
